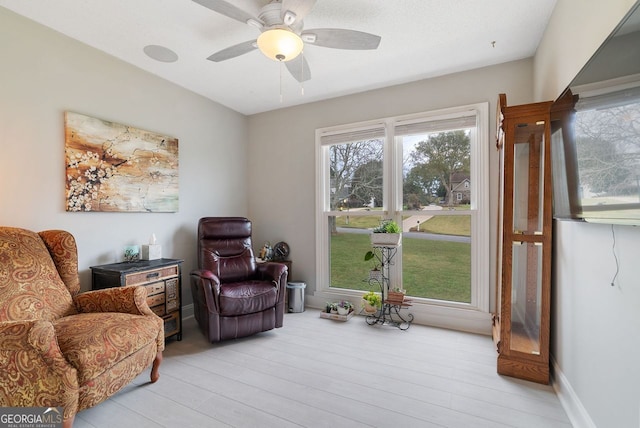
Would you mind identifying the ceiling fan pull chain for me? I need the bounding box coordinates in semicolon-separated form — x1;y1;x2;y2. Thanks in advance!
300;51;305;95
279;60;284;103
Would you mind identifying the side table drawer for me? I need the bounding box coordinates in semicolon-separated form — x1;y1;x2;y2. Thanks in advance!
143;281;165;296
163;312;180;338
165;278;179;312
125;265;179;286
150;305;165;317
147;292;166;309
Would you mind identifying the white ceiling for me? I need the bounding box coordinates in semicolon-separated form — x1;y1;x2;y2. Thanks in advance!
0;0;557;115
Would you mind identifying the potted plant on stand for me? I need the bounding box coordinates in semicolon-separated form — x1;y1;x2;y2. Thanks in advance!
370;219;402;246
364;250;382;282
361;291;382;313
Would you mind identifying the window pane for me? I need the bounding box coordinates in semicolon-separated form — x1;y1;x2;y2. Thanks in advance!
400;129;472;303
402;130;471;209
402;214;471;303
329;139;383;210
329;214;386;291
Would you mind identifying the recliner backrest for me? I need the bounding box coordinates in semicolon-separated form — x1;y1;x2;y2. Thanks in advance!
197;217;257;283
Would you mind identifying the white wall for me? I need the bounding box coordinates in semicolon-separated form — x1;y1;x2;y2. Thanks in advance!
534;0;637;102
0;8;250;307
534;1;640;427
248;58;534;332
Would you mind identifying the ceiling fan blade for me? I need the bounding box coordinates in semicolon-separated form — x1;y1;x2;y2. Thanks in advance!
207;40;257;62
193;0;260;26
285;55;311;82
281;0;317;24
303;28;381;50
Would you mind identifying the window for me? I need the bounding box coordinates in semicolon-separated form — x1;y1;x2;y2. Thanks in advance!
316;103;489;313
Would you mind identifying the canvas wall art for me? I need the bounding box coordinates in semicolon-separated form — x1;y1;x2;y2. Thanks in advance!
64;112;179;212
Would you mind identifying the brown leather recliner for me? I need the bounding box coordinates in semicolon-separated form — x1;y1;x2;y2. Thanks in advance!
190;217;288;343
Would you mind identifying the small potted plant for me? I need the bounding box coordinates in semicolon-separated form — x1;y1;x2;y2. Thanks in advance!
328;302;338;314
387;287;406;305
361;291;382;313
364;250;382;281
370;219;402;246
337;300;353;315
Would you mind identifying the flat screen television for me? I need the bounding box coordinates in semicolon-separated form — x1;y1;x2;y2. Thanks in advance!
551;2;640;225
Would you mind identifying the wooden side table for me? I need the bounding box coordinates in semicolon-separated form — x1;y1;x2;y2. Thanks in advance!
91;258;183;340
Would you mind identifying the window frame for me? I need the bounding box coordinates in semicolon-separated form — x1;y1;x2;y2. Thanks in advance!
315;103;490;319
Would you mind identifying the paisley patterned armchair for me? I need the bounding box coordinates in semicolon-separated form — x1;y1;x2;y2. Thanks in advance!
0;227;165;428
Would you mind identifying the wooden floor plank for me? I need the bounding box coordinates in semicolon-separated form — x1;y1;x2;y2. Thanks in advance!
72;311;571;427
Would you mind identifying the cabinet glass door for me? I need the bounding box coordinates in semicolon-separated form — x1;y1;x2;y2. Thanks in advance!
510;241;543;355
512;121;546;234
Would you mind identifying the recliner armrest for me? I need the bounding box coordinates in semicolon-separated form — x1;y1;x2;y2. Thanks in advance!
190;269;221;313
257;262;288;285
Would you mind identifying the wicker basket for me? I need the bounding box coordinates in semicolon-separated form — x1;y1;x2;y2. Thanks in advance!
386;291;406;305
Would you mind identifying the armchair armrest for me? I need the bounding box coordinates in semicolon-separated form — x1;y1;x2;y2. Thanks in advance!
75;286;155;316
0;320;78;416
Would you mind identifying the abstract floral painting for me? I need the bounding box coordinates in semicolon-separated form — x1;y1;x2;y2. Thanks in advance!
64;112;179;212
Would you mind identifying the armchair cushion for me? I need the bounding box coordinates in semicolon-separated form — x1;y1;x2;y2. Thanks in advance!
52;312;163;384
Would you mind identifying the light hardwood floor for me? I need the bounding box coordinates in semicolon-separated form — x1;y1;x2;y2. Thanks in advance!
74;311;572;428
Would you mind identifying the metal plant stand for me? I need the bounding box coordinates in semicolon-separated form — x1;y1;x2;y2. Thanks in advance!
365;245;414;330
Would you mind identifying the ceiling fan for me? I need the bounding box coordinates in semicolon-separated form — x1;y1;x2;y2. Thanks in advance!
193;0;382;82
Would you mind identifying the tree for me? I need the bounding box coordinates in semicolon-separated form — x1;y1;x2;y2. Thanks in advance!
351;159;382;207
409;130;471;206
329;140;383;232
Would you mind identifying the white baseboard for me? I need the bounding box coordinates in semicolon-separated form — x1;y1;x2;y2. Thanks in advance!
306;293;492;335
182;303;194;320
551;356;596;428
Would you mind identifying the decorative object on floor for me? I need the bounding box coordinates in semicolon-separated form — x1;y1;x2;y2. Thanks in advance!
64;111;179;212
336;300;353;315
141;233;162;260
190;217;288;342
364;245;413;330
320;301;354;321
193;0;381;83
369;219;402;247
0;227;164;427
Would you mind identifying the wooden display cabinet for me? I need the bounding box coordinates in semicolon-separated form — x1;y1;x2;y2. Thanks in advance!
91;258;183;341
493;94;553;384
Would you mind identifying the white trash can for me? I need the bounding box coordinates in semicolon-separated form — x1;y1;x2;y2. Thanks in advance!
286;282;306;313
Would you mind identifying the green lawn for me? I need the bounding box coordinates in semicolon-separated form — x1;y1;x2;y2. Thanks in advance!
330;231;471;303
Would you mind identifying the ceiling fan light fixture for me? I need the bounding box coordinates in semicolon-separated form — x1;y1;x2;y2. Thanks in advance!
257;28;303;62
